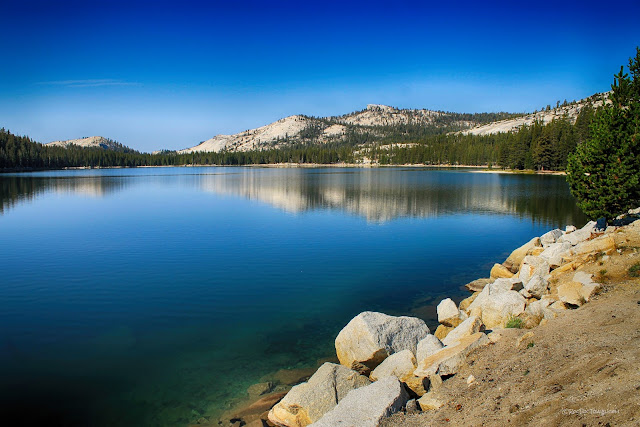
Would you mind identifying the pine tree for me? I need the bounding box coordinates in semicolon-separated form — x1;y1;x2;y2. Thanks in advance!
566;48;640;220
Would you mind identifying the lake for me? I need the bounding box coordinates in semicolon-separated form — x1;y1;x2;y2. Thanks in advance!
0;167;587;426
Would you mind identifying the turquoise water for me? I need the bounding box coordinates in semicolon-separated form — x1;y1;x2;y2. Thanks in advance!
0;167;587;425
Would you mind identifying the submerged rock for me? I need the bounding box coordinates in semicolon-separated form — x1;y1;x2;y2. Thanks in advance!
465;278;493;292
267;362;371;427
310;376;408;427
335;311;430;374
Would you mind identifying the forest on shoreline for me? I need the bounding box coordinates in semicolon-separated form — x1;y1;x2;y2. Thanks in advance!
0;102;597;172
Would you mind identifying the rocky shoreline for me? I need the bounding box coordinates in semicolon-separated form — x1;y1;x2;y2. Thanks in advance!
208;208;640;427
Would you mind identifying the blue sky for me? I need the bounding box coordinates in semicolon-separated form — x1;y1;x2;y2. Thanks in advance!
1;0;639;152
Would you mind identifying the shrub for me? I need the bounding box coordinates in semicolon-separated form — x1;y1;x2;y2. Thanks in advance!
629;263;640;277
505;317;524;329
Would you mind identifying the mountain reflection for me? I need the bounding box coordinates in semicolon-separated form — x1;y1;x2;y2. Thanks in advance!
0;168;588;227
198;168;588;227
0;176;129;214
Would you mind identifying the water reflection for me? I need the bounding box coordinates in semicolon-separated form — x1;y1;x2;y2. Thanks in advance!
0;168;587;227
198;168;587;226
0;175;131;214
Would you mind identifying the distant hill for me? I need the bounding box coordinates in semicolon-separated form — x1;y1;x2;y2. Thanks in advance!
462;93;610;136
176;105;520;154
46;136;137;153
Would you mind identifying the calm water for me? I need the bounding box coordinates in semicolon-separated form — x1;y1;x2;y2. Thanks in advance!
0;167;587;425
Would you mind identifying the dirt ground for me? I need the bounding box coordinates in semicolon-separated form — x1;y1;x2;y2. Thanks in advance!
383;231;640;427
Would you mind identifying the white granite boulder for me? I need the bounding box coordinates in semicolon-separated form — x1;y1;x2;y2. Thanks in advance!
558;226;593;246
540;228;564;247
539;241;573;269
441;315;484;346
268;362;371;427
414;332;489;378
416;335;444;362
524;274;548;299
335;311;430;374
467;281;527;329
310;376;409;427
370;349;416;382
518;255;550;285
437;298;467;327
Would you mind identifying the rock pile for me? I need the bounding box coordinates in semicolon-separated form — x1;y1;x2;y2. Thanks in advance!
263;209;640;426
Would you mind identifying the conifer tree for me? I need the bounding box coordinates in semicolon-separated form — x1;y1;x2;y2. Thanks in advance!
566;48;640;220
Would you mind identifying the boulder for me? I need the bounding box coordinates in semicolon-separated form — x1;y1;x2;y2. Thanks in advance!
414;333;489;378
465;278;493;292
565;225;577;233
527;247;545;256
335;312;430;374
417;392;444;410
480;291;527;329
434;325;453;340
416;335;444;362
573;271;594;286
310;376;408;427
437;298;467;327
503;237;542;273
490;263;514;279
581;282;602;302
459;292;479;313
572;235;616;257
490;277;524;293
518;255;550;285
550;300;568;310
524;275;548;299
525;297;554;317
557;281;585;307
629;207;640;215
540;228;564;247
268;362;371;427
572;272;601;302
516;312;543;329
558;227;593;246
405;399;420;414
441;316;483;346
467;284;527;329
539;242;573;268
370;350;416;382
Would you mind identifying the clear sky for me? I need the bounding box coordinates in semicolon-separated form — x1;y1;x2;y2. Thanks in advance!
2;0;639;152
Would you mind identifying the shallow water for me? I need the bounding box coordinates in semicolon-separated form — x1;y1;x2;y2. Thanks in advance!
0;167;587;425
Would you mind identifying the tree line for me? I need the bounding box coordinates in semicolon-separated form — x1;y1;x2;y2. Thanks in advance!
0;102;597;171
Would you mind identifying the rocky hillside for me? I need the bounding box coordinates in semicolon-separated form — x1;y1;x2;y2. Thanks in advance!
462;92;609;136
46;136;135;153
177;105;518;154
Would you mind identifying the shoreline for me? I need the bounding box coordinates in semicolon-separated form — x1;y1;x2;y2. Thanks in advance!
1;163;565;175
213;210;639;427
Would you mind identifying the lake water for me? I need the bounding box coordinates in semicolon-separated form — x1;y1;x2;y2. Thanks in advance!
0;167;587;426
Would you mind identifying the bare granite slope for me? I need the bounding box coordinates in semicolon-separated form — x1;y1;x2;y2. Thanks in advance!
462;92;610;136
46;136;135;152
